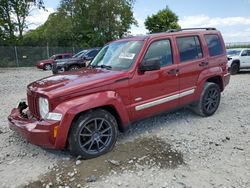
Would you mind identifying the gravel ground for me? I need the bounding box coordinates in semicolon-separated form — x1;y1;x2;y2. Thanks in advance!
0;68;249;188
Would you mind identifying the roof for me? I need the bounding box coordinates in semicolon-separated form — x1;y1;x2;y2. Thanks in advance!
113;28;220;43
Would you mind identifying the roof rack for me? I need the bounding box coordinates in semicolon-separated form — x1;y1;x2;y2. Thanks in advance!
166;27;216;33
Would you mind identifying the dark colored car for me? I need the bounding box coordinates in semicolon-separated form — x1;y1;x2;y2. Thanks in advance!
36;53;73;70
52;48;100;74
8;28;230;159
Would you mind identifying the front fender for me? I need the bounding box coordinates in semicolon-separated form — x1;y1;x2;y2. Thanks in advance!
52;91;130;148
194;67;224;100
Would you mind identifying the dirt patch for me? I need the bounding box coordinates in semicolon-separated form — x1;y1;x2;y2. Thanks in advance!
27;137;184;188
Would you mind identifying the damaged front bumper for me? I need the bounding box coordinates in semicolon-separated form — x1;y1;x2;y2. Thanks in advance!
8;102;60;149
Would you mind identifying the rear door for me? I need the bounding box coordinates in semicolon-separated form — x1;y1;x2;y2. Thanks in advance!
174;35;206;105
129;37;179;121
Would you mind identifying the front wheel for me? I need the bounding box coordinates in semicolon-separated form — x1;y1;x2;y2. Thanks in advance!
230;63;239;75
68;109;118;159
191;82;221;117
43;64;52;71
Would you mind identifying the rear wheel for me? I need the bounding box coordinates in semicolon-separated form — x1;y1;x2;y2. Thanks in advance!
43;64;52;71
230;63;239;75
191;82;221;117
68;109;118;159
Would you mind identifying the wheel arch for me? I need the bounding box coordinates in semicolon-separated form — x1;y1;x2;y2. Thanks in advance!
53;91;130;149
206;76;223;92
232;59;240;65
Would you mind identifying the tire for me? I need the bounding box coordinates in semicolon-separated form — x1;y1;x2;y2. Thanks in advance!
69;65;79;71
230;63;239;75
68;109;118;159
191;82;221;117
43;64;52;71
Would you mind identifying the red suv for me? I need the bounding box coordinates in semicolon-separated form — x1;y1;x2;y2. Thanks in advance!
36;53;73;70
8;28;230;159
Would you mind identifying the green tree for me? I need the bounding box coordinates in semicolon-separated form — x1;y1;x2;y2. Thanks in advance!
0;0;44;45
20;0;136;47
145;7;180;33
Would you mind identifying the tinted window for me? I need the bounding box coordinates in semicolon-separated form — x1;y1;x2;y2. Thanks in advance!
205;34;223;56
177;36;203;62
64;55;71;58
56;55;63;59
241;50;250;56
87;50;99;57
143;40;173;67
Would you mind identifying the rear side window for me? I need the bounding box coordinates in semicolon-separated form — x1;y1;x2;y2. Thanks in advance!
205;34;223;56
177;36;203;63
143;39;173;67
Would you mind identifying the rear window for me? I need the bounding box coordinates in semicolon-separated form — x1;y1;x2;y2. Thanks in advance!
205;34;223;56
177;36;203;63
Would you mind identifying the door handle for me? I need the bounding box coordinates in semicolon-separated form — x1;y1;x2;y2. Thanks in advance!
168;69;179;75
199;62;209;67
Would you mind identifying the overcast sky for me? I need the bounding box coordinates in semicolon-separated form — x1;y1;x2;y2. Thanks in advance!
27;0;250;43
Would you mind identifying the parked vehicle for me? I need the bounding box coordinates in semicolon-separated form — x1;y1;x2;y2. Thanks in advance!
52;48;100;74
8;28;230;159
36;53;73;70
227;48;250;75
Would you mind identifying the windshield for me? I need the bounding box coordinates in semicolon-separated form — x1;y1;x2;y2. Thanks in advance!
227;49;241;56
90;41;144;71
73;50;88;58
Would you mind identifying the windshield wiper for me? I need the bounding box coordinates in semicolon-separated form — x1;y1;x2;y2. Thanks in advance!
91;65;112;70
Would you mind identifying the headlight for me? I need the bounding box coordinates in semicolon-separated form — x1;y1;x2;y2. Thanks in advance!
39;97;49;119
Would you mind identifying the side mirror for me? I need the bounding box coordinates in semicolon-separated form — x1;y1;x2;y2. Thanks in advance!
139;58;161;72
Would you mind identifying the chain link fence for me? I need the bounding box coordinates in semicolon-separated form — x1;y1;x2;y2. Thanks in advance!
225;42;250;49
0;46;83;67
1;43;250;68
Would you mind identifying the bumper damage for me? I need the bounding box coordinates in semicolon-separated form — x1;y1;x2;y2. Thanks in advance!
8;103;60;149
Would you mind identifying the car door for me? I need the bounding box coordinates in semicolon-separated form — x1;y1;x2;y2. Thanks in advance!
240;49;250;68
129;38;179;121
174;35;206;105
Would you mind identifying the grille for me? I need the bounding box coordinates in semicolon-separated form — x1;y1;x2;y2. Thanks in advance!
27;93;40;119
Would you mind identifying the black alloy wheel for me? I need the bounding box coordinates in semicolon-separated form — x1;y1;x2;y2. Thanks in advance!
68;109;118;159
191;82;221;117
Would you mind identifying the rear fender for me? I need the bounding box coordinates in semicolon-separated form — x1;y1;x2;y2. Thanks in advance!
194;67;223;100
52;91;130;148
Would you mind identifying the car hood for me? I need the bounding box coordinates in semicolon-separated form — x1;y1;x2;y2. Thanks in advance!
28;68;126;98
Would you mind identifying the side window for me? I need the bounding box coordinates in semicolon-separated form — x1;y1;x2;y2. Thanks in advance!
88;50;99;57
64;55;71;59
205;34;223;57
56;55;63;60
241;50;250;56
177;36;203;62
143;39;173;67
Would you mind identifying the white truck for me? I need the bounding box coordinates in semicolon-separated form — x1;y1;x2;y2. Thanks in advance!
227;48;250;75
